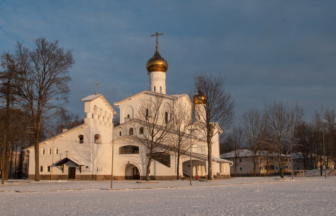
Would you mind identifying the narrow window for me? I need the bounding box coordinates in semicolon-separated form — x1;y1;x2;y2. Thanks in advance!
240;167;242;171
127;114;130;118
139;127;144;134
94;134;101;144
56;149;58;154
43;149;45;155
239;159;242;162
48;166;51;172
78;135;84;144
119;131;121;136
146;109;148;120
165;112;168;124
154;86;156;92
49;149;51;154
40;166;43;172
160;86;162;93
129;128;133;135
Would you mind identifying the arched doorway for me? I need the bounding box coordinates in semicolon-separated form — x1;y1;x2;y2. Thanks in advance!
125;164;140;180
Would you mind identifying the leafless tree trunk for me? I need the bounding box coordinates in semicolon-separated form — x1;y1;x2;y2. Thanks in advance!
240;108;266;176
170;99;193;179
132;94;173;181
13;38;74;181
223;126;243;177
194;74;234;180
264;101;303;178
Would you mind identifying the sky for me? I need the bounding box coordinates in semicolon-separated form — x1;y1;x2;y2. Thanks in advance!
0;0;335;122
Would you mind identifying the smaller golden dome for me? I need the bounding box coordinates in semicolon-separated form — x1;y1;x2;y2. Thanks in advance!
146;46;168;73
193;90;207;104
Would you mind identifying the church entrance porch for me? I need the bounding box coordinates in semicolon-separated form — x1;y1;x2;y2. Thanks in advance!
182;160;206;178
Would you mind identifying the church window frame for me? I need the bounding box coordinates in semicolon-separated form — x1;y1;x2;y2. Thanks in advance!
119;145;139;154
129;128;134;135
78;135;84;144
139;127;144;134
94;134;101;144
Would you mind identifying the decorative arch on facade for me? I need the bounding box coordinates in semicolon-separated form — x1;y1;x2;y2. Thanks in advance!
123;105;134;120
117;162;142;179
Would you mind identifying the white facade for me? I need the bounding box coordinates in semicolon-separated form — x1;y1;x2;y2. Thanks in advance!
149;71;166;94
25;45;232;180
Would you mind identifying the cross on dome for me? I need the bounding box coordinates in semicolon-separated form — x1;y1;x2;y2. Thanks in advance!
151;32;163;51
94;80;100;95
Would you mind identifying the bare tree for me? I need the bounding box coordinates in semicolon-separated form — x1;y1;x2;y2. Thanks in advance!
194;74;234;180
223;126;244;177
133;94;173;181
240;108;266;176
170;98;193;179
12;38;74;181
264;101;303;178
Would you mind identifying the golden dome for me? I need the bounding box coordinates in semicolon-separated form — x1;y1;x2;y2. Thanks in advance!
146;46;168;73
193;90;207;104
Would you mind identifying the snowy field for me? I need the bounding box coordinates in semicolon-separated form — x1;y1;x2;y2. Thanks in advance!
1;176;336;215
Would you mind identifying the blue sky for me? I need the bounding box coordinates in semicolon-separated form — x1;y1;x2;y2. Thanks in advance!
1;0;335;122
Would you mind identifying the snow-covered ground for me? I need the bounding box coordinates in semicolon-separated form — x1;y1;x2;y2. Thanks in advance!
1;176;336;215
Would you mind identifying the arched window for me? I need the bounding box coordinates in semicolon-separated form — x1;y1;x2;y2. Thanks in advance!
42;149;45;155
49;149;51;154
165;112;168;124
119;145;139;154
139;127;144;134
127;114;130;118
94;134;101;144
119;131;121;136
55;149;58;154
78;135;84;144
154;86;156;92
146;109;149;120
160;86;162;93
129;128;134;135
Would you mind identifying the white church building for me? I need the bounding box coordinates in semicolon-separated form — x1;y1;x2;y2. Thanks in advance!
25;35;233;180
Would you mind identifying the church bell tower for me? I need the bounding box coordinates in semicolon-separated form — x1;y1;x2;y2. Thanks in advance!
146;32;168;94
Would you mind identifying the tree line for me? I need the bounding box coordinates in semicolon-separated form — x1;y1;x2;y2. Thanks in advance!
221;101;336;178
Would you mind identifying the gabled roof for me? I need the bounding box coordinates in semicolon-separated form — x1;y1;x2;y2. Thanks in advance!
54;156;84;166
24;123;88;150
80;94;118;115
220;149;288;159
114;90;192;105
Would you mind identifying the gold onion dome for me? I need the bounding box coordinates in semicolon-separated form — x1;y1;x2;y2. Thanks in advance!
146;46;168;73
193;89;207;104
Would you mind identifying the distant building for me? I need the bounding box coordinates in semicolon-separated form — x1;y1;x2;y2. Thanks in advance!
221;149;292;176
